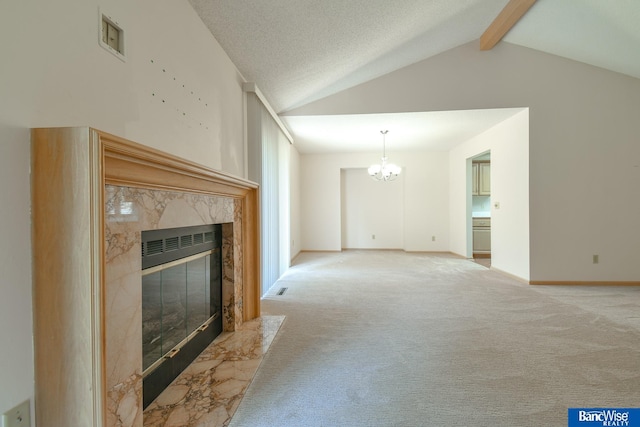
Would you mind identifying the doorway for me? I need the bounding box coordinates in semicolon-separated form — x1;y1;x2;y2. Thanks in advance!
470;152;491;266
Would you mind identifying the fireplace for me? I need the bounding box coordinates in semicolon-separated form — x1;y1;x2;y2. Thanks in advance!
141;224;224;408
32;127;260;427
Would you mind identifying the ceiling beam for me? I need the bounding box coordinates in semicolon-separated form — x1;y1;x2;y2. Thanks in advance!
480;0;537;50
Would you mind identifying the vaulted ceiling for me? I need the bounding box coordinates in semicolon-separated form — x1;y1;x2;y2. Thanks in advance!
189;0;640;153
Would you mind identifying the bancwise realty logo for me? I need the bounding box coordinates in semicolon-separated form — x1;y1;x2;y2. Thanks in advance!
569;408;640;426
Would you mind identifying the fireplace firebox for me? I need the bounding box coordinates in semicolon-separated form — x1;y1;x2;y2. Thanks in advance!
141;224;223;408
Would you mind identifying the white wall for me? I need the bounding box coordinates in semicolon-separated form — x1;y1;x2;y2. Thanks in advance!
289;144;302;260
449;110;530;280
341;168;404;249
301;151;449;252
1;0;245;174
402;151;450;251
0;130;33;416
288;41;640;282
0;0;246;417
301;154;343;250
491;111;530;280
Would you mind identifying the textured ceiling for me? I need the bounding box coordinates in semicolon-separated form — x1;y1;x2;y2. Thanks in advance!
190;0;511;113
189;0;640;153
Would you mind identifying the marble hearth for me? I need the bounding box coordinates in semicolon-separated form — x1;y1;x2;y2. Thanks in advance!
143;315;284;427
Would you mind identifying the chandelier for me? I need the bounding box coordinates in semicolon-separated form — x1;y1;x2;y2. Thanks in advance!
368;130;401;181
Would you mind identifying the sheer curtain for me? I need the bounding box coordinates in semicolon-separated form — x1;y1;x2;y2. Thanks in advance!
246;93;290;295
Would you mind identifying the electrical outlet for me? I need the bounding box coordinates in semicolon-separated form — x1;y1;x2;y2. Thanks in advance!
2;400;30;427
372;234;375;240
432;236;436;241
593;254;599;264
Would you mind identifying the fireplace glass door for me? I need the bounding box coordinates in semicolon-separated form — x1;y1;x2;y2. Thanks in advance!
142;251;217;371
141;224;223;408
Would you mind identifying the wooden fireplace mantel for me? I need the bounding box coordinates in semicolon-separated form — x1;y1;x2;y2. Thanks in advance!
31;127;260;427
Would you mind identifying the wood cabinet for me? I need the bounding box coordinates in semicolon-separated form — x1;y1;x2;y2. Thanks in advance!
472;162;479;195
472;161;490;196
472;218;491;254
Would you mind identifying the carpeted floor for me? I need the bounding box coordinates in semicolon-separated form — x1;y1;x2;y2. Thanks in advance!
228;250;640;427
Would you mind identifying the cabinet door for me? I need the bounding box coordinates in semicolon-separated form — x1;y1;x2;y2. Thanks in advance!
472;163;479;195
479;163;490;195
473;229;491;252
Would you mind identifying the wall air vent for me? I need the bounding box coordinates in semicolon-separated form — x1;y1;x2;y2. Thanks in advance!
99;9;126;62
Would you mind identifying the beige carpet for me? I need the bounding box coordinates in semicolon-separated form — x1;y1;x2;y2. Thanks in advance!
229;250;640;427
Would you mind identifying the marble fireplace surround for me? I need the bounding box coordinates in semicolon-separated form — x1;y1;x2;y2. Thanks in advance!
31;127;261;427
105;186;240;425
